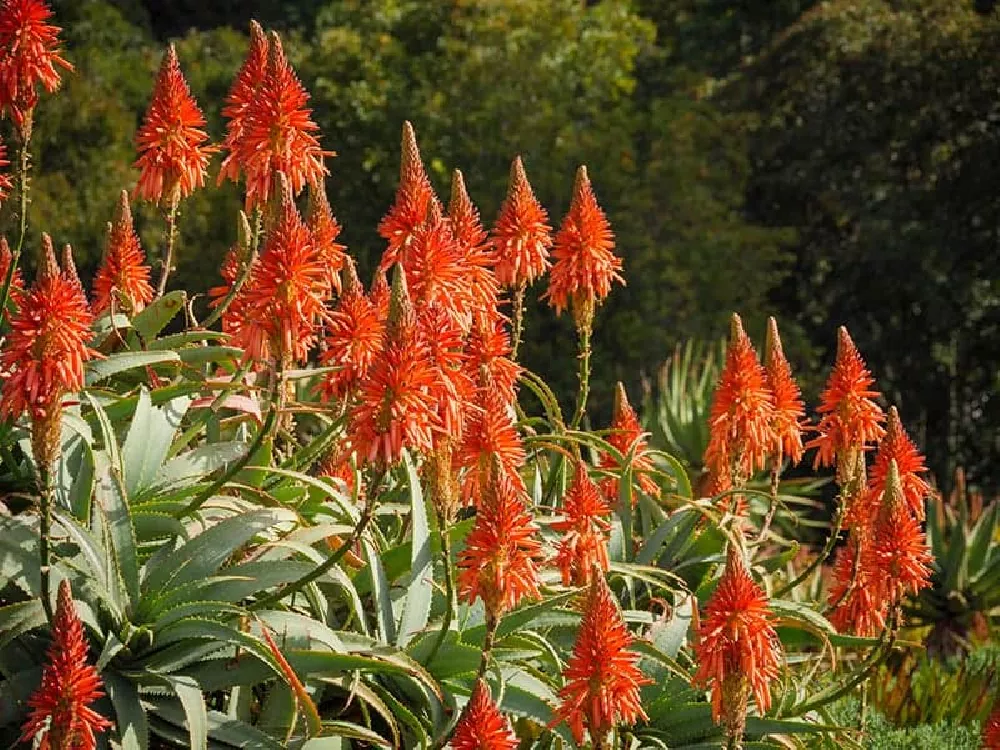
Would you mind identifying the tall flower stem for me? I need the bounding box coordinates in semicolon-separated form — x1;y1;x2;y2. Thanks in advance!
0;131;32;324
424;515;456;668
38;462;53;622
202;208;261;329
155;195;180;298
756;462;782;546
511;281;526;361
571;319;592;430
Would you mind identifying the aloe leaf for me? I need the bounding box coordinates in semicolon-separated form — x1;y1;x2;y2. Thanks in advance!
397;451;432;647
104;672;150;750
86;350;181;385
133;290;186;339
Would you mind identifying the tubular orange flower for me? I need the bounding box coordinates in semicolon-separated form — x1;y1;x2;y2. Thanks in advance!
236;33;330;209
600;382;660;502
0;235;24;305
491;156;552;288
0;0;72;134
449;169;500;322
544;166;623;327
703;314;775;492
378;121;439;269
456;470;543;619
233;178;328;365
370;267;390;321
307;179;347;296
218;20;268;184
808;327;885;474
827;528;887;637
419;302;474;443
402;202;474;327
552;462;612;587
983;700;1000;750
465;315;520;406
764;317;806;466
92;190;154;315
449;679;518;750
317;261;385;402
20;580;111;750
0;135;11;204
1;236;94;426
134;44;215;205
458;388;526;506
692;543;781;742
863;406;931;522
867;459;932;605
553;574;650;746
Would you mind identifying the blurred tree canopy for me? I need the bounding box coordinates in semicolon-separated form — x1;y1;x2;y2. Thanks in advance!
1;0;998;491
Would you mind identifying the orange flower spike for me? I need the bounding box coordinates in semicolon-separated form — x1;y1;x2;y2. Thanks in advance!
347;269;440;467
92;190;154;315
218;20;268;184
235;177;328;365
370;267;390;322
492;156;552;289
552;462;613;586
553;574;650;745
378;121;439;269
827;528;888;637
449;169;500;322
764;317;806;466
403;202;474;327
868;459;932;605
456;471;543;619
449;679;518;750
865;407;931;521
0;235;25;305
419;302;474;444
317;260;385;402
0;0;72;135
307;179;347;296
236;33;330;209
545;166;623;327
20;580;111;750
983;700;1000;750
465;315;521;406
458;388;526;506
0;135;12;204
134;44;215;205
808;327;886;474
600;382;660;502
703;314;775;489
692;543;782;742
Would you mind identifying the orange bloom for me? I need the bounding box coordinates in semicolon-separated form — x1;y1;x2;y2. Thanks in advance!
491;156;552;288
307;180;347;296
827;529;887;637
863;406;931;522
0;135;11;204
0;0;72;134
1;235;93;423
92;190;154;315
458;388;526;506
693;544;781;739
983;700;1000;750
764;317;806;466
419;302;474;444
703;314;775;491
369;267;390;321
134;44;214;205
347;280;439;467
553;575;650;745
20;580;111;750
808;327;885;471
378;121;439;269
317;262;385;402
600;383;660;502
544;166;623;325
233;179;328;365
448;169;500;323
465;315;520;406
402;202;474;327
867;459;931;605
235;33;330;209
456;470;543;619
218;20;268;184
0;235;24;306
552;462;612;587
450;680;518;750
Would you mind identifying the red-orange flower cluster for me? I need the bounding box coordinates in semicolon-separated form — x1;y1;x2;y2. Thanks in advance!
0;0;72;134
307;180;347;296
553;574;650;745
448;169;500;324
0;235;24;305
863;406;931;522
457;470;543;619
544;166;623;326
92;190;154;315
826;530;885;638
764;317;806;466
552;462;612;587
233;33;329;209
20;580;111;750
984;700;1000;750
458;388;525;506
218;21;268;184
491;156;552;289
600;383;660;502
693;544;781;739
401;203;473;328
134;45;214;205
449;680;518;750
379;121;439;269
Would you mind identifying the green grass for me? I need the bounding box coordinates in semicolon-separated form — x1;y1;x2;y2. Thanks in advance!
826;699;981;749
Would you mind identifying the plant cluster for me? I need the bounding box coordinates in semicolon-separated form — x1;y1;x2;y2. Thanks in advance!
0;2;960;749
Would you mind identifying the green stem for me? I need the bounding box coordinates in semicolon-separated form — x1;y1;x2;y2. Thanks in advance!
776;502;844;597
792;632;894;717
0;132;31;325
571;320;592;430
756;460;782;547
510;282;526;362
250;468;386;611
38;463;53;622
202;209;262;329
155;196;180;298
424;516;456;668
